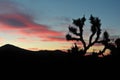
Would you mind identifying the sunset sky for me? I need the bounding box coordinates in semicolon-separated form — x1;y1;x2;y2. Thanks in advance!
0;0;120;51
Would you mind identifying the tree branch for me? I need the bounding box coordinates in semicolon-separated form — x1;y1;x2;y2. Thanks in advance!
89;32;96;44
98;46;107;56
71;37;81;41
79;26;86;49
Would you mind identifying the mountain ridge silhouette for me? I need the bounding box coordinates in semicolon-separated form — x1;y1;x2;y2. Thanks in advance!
0;44;68;57
0;44;68;64
0;44;30;51
0;44;119;66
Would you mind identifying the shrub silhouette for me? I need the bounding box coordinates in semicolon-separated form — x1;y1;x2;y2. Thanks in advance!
68;43;83;56
114;38;120;56
115;38;120;48
66;15;111;56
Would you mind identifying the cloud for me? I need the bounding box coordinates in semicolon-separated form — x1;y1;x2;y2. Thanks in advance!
0;0;67;42
27;48;40;51
42;36;67;42
0;13;64;41
16;37;37;42
0;14;27;27
17;37;27;42
0;0;25;14
0;13;65;42
93;43;103;47
53;16;71;23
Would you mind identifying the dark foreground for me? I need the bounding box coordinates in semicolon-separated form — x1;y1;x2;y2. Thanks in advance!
0;44;119;66
0;44;120;78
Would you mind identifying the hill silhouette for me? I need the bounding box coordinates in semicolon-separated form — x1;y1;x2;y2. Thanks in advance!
0;44;69;64
0;44;119;67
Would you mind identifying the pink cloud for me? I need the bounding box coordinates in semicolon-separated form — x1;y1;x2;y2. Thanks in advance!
0;0;67;42
42;36;67;42
0;0;19;14
27;48;40;51
93;43;103;47
0;13;65;42
17;37;32;42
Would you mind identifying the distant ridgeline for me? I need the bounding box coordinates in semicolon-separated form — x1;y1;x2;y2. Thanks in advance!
0;43;119;66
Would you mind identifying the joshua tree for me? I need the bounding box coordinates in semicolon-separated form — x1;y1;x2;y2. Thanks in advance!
66;15;110;55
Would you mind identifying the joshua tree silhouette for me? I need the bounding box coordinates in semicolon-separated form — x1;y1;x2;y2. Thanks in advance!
66;15;110;56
